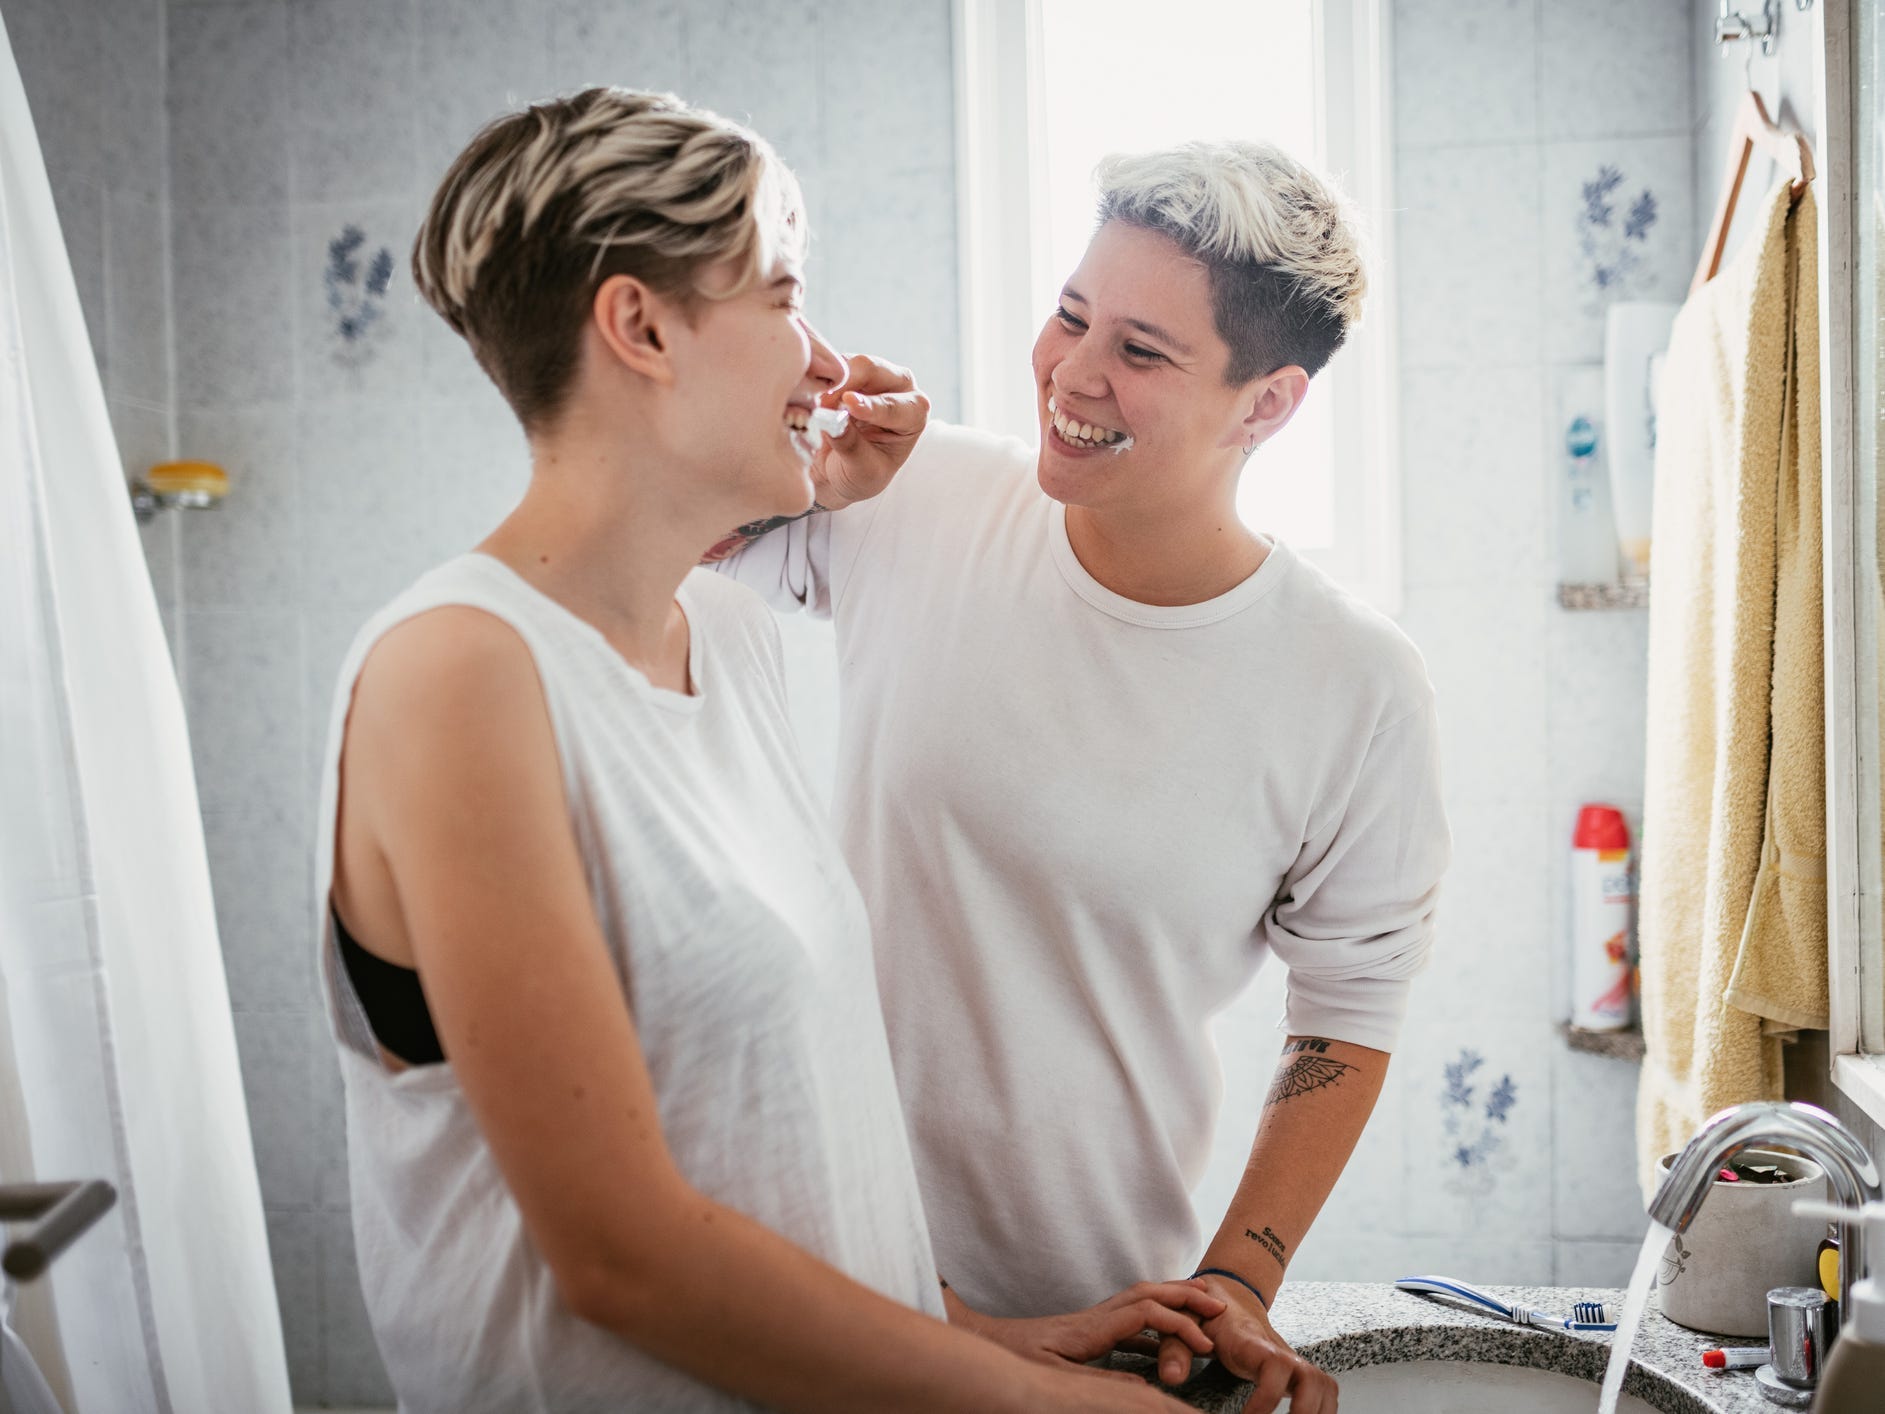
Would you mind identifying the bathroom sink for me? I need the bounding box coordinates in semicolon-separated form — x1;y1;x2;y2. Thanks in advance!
1147;1355;1671;1413
1331;1360;1658;1412
1116;1280;1771;1412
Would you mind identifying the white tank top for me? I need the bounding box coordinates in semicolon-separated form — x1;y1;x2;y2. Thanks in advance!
314;554;942;1413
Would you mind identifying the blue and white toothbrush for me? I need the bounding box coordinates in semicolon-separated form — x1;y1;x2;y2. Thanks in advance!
1395;1275;1616;1332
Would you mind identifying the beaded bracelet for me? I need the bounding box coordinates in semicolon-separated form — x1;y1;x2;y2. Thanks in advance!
1191;1266;1270;1309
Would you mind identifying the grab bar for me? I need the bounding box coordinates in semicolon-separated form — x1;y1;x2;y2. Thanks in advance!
0;1180;116;1281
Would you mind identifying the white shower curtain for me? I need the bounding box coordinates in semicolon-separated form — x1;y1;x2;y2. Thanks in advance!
0;17;291;1413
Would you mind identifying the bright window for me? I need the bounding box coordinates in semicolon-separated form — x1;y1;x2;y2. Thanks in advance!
954;0;1398;607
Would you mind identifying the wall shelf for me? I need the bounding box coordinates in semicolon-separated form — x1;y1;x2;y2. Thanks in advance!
1557;581;1650;611
1560;1021;1646;1063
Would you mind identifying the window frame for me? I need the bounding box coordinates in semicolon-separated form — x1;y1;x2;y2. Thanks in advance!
1819;0;1885;1127
950;0;1402;613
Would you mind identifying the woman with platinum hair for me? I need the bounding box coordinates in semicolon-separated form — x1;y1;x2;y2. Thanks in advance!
317;87;1220;1413
715;138;1451;1414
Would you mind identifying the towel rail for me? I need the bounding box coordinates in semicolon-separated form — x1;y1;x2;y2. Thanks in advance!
0;1180;117;1281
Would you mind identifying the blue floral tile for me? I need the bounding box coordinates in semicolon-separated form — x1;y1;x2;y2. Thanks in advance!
1401;1023;1553;1241
294;200;423;400
323;224;396;367
1576;164;1660;306
1544;138;1695;362
1441;1047;1519;1197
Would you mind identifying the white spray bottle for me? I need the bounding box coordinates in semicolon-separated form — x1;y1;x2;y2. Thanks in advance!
1602;301;1679;583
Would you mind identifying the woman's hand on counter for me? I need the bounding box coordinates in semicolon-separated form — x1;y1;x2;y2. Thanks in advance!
943;1279;1225;1383
1180;1276;1336;1414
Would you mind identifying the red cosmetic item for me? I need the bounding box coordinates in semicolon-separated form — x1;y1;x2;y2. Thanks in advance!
1573;805;1631;850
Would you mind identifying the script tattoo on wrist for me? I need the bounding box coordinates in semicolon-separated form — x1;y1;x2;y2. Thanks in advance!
1266;1038;1355;1105
1243;1225;1289;1272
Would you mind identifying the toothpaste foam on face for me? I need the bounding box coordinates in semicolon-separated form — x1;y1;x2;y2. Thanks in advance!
807;406;850;439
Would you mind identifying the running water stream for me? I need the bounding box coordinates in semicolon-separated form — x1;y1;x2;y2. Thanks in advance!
1597;1221;1672;1414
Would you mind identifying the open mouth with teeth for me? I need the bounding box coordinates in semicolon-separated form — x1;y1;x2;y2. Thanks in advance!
1046;395;1132;453
785;403;850;459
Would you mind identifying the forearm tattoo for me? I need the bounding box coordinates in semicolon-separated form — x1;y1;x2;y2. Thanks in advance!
699;503;829;565
1243;1224;1289;1272
1265;1037;1356;1106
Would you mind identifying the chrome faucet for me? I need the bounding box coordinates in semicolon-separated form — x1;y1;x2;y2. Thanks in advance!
1648;1101;1881;1319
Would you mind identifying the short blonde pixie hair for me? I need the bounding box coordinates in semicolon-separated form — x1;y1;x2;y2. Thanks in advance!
413;87;806;430
1095;140;1367;384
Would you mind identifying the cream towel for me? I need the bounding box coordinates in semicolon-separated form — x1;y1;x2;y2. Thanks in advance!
1728;189;1825;1038
1636;183;1825;1192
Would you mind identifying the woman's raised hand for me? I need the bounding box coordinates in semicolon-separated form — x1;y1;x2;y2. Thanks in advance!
810;352;930;511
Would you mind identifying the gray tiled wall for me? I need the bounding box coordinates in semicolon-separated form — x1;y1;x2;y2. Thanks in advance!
1280;0;1690;1286
6;0;179;644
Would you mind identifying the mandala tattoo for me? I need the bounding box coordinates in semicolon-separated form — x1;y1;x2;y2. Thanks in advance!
1266;1053;1356;1105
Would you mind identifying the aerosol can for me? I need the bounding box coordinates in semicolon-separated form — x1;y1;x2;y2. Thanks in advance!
1570;805;1634;1031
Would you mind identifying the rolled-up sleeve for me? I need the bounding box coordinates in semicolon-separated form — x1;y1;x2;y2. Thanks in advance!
1262;696;1450;1052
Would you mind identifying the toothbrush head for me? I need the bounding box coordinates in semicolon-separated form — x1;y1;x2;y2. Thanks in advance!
1572;1300;1609;1324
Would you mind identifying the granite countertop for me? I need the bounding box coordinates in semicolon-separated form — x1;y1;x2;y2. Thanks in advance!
1109;1281;1780;1413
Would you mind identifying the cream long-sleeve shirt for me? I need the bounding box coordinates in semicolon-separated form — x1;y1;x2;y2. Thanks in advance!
718;424;1449;1317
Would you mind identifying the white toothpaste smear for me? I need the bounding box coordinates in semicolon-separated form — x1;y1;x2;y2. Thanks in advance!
807;406;851;439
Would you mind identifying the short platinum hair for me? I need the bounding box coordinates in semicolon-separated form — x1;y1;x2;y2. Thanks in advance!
413;87;806;429
1095;139;1368;382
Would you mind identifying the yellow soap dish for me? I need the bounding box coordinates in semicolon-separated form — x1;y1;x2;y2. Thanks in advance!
131;461;229;520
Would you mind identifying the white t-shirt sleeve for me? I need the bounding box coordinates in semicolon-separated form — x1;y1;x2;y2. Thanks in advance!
708;481;902;619
710;424;1029;617
1264;695;1450;1052
708;510;840;616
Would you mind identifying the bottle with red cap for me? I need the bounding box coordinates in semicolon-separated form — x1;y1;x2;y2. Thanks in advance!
1571;805;1635;1031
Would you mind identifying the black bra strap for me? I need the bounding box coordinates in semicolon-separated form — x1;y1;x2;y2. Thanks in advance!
333;909;445;1066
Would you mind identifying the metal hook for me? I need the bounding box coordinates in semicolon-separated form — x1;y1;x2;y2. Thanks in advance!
1715;0;1780;61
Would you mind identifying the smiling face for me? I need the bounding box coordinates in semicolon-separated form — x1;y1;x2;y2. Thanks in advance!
664;256;845;522
1032;220;1279;520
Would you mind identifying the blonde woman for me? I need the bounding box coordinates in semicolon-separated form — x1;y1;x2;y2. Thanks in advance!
318;89;1220;1414
714;141;1452;1414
